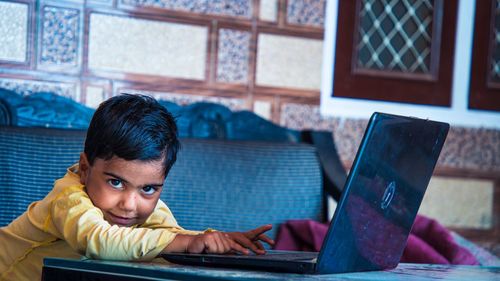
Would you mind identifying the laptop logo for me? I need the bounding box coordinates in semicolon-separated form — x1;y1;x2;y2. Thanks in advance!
381;181;396;210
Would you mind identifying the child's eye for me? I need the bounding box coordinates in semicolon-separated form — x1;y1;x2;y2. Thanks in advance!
142;186;158;195
108;179;123;189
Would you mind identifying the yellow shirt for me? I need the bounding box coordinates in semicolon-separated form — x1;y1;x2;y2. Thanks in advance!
0;165;199;281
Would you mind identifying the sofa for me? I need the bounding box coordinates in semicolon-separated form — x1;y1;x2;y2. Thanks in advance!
0;89;346;241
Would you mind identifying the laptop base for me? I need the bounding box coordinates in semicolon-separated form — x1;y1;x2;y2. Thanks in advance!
162;251;318;274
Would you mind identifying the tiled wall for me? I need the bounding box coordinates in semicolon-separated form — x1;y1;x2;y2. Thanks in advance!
0;0;325;113
0;0;498;234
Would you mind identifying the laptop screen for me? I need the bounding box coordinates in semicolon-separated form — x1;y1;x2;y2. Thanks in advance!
317;113;449;273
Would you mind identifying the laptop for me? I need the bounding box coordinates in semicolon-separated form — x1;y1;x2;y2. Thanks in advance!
162;112;450;274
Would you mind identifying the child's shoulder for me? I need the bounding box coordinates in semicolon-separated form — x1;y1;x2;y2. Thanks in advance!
52;164;85;195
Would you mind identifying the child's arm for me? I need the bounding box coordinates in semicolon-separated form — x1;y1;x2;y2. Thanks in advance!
163;224;275;255
49;186;193;261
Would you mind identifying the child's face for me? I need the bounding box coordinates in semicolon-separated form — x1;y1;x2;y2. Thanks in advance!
79;153;165;227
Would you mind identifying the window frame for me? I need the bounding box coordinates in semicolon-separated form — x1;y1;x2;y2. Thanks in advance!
331;0;458;106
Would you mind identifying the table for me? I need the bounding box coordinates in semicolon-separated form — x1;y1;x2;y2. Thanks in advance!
42;257;500;281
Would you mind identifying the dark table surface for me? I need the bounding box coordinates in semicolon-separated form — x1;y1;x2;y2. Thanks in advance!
42;257;500;281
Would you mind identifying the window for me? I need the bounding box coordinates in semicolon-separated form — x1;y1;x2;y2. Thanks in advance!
332;0;458;106
469;0;500;111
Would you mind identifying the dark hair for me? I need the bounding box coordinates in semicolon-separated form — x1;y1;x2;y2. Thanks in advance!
84;94;180;177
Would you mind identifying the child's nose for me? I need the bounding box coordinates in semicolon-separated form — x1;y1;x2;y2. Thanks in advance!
120;191;137;211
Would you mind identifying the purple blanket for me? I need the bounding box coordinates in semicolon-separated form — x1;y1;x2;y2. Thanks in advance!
274;215;478;265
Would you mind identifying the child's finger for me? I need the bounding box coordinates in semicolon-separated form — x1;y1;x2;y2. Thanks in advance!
229;239;250;255
246;224;272;239
205;232;226;253
257;234;275;246
203;233;217;253
216;234;229;253
234;235;265;254
219;232;234;253
253;240;265;251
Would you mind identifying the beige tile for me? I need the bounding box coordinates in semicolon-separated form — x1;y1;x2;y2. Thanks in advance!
88;14;207;80
253;100;272;120
256;34;323;90
0;2;28;62
419;176;494;229
259;0;278;22
85;86;105;108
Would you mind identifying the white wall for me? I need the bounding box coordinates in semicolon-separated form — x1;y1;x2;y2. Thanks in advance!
321;0;500;129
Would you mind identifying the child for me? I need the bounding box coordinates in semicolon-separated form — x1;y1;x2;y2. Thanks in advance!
0;94;274;281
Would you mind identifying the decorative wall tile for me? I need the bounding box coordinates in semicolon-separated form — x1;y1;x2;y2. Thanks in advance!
206;0;251;18
216;29;251;84
85;86;105;108
87;0;113;5
420;177;494;228
280;103;335;131
280;103;361;165
256;34;323;90
88;14;208;80
259;0;278;22
280;103;500;172
330;118;369;165
119;89;247;111
40;6;80;67
287;0;325;27
121;0;205;13
0;2;28;62
0;78;79;100
438;126;500;171
120;0;251;18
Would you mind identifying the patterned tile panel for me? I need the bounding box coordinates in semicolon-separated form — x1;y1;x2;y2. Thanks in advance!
120;0;206;13
40;6;80;67
0;1;28;62
280;103;335;131
119;89;247;111
256;34;323;90
438;126;500;171
280;103;500;172
287;0;325;27
331;118;369;165
206;0;251;18
280;103;362;164
0;78;79;101
216;28;251;84
120;0;251;18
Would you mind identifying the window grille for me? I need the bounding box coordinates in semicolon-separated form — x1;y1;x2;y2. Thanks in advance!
355;0;435;75
490;0;500;83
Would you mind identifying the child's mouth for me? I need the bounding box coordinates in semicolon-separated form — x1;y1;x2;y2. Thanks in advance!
108;213;135;226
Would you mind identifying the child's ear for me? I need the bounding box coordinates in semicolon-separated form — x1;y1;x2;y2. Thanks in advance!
79;152;89;185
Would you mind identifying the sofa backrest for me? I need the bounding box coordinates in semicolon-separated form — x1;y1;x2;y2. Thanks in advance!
0;127;323;240
0;89;348;240
165;139;323;239
0;127;86;226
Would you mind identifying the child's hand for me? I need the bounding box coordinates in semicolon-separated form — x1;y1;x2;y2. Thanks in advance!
225;224;275;255
186;224;274;255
